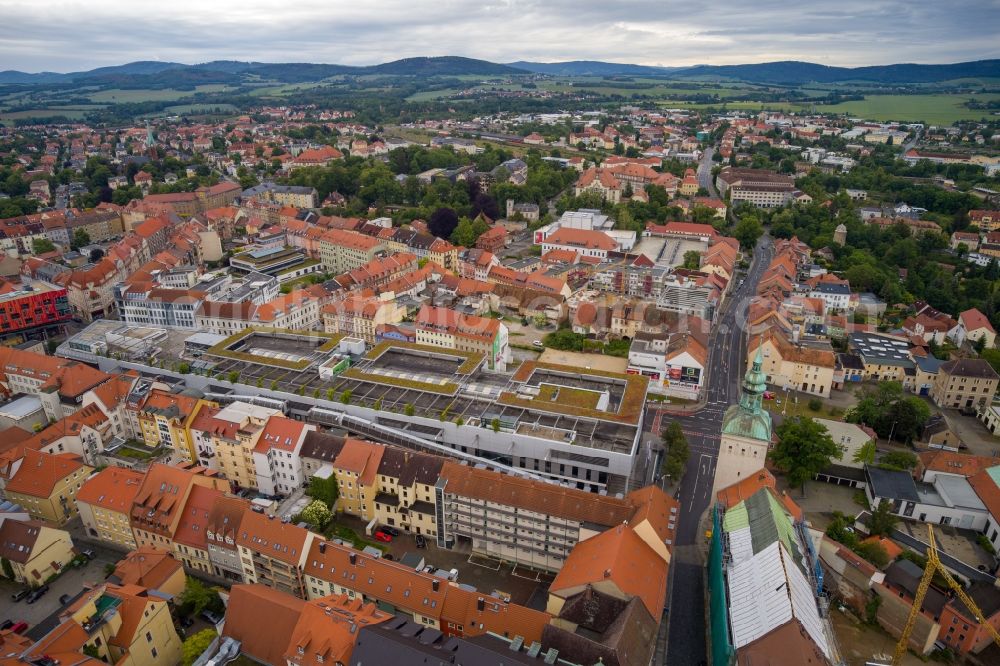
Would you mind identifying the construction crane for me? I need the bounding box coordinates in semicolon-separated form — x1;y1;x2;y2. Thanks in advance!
893;524;1000;664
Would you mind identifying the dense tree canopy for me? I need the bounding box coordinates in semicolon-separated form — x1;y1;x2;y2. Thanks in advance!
768;416;844;490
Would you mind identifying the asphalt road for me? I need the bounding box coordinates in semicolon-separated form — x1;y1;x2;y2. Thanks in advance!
696;147;719;198
652;233;774;665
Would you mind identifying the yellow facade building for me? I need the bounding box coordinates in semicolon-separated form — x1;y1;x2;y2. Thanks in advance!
332;439;384;521
76;466;145;549
0;519;76;586
4;450;92;525
39;583;183;666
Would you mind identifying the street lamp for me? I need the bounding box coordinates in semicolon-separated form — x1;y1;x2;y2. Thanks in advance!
887;420;898;447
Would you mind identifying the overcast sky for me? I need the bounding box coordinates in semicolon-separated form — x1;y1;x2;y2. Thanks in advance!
2;0;998;72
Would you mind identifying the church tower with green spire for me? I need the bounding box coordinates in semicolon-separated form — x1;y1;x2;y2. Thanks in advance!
713;341;774;494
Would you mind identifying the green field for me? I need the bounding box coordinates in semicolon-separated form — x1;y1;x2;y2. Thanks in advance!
247;82;330;97
538;80;754;98
650;93;1000;125
160;103;240;115
813;93;1000;124
86;85;232;102
405;87;463;101
0;107;90;123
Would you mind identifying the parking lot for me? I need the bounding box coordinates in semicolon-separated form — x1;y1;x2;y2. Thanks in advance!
0;547;122;638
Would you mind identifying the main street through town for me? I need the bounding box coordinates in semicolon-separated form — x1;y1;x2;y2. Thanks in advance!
649;230;774;665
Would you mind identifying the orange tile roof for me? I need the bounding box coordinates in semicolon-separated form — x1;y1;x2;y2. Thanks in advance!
918;451;1000;479
206;495;250;549
625;485;680;549
23;617;89;657
321;228;381;251
223;584;305;666
415;305;500;343
439;584;550;644
332;438;385;486
287;595;392;666
139;388;199;421
254;415;309;454
5;449;87;497
545;227;617;251
130;463;223;536
302;539;550;643
717;470;779;509
960;308;995;334
173;485;226;551
237;509;311;565
862;535;903;561
87;374;137;411
76;466;144;513
550;523;668;618
112;546;183;590
969;468;1000;523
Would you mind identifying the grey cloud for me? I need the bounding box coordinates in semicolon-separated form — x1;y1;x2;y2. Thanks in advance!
0;0;998;72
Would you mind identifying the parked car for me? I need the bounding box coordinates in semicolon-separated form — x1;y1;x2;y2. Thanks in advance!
763;391;775;400
531;340;544;348
380;526;400;537
26;585;49;604
80;548;96;560
10;589;29;602
9;621;28;635
180;616;195;628
0;620;12;630
200;610;223;625
415;534;427;549
59;593;72;606
374;530;392;543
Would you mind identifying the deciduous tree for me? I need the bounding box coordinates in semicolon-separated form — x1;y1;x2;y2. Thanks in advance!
300;499;332;527
181;629;217;666
768;416;843;491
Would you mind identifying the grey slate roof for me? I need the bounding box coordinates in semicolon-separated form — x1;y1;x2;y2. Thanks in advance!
865;464;920;503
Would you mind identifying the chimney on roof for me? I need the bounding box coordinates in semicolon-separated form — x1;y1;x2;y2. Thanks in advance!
349;552;356;565
477;598;485;612
603;569;612;579
432;579;439;592
319;542;326;554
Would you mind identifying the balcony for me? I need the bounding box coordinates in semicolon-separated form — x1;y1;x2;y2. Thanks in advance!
81;594;122;634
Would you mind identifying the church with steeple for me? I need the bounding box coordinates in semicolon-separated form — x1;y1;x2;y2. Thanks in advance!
712;344;774;494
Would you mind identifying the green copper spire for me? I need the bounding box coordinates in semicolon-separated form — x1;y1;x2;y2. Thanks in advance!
721;337;773;442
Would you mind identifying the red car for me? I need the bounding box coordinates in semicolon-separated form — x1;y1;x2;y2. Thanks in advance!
763;391;775;400
374;530;392;543
9;621;28;635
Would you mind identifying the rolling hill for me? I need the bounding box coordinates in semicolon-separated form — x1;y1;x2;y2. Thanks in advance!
1;57;996;87
670;59;1000;84
0;57;525;86
508;60;686;76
